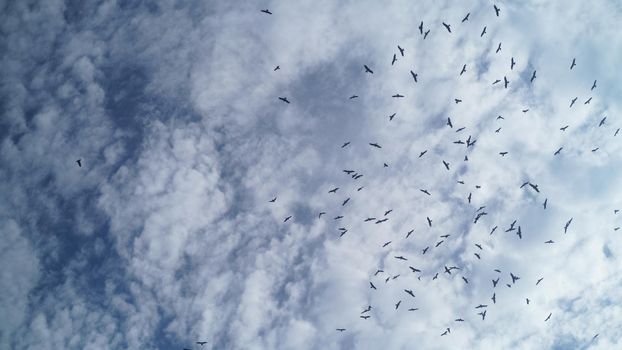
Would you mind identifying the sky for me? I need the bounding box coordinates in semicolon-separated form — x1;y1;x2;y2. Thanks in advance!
1;0;622;349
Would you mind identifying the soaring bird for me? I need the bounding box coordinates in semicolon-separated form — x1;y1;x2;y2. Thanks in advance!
545;313;552;322
76;159;82;167
389;113;396;121
360;315;370;320
511;57;516;70
493;4;500;16
564;218;573;233
442;22;452;33
510;273;520;284
462;13;470;22
442;160;450;170
273;65;280;71
341;141;350;148
398;45;405;56
392;54;397;65
349;95;359;99
536;278;544;285
599;116;607;127
269;197;277;203
424;30;430;39
392;94;404;98
427;217;433;227
395;300;402;310
419;21;424;34
460;64;467;75
410;70;418;82
447;117;453;128
261;9;272;14
328;187;339;193
480;26;487;37
284;216;292;222
543;198;548;209
370;282;377;290
504;76;509;89
364;65;374;74
591;80;597;90
584;97;592;104
197;341;208;346
279;97;290;103
336;328;346;332
554;147;563;155
570;97;578;108
405;289;415;297
492;293;496;304
530;70;537;83
570;58;576;70
420;189;431;195
496;42;502;53
369;143;382;148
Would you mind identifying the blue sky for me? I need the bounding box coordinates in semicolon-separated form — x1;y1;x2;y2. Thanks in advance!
1;1;622;349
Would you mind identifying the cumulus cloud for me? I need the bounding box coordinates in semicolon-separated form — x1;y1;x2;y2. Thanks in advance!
1;0;621;349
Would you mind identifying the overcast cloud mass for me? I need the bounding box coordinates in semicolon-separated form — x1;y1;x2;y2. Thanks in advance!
1;0;622;349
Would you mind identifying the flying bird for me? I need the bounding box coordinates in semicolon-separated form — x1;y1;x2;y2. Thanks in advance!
336;328;346;332
410;70;418;82
269;197;277;203
360;315;370;320
318;212;325;218
419;150;428;157
420;189;431;195
536;278;544;285
273;65;280;71
76;159;82;167
478;310;487;320
398;45;405;56
342;198;350;206
284;216;292;222
392;54;397;65
405;289;415;297
395;255;407;261
570;58;576;70
260;9;272;15
442;160;450;170
341;142;350;148
460;64;467;75
545;313;552;322
564;218;573;233
584;97;592;104
480;26;487;37
369;143;382;148
492;277;499;288
492;293;496;304
395;300;402;310
462;13;470;22
511;57;516;70
442;22;452;33
329;187;339;193
554;147;563;155
494;4;500;16
560;125;569;131
424;30;430;39
418;21;423;34
382;241;391;247
278;97;290;103
496;42;502;53
197;341;208;346
427;217;433;227
543;198;548;209
447;117;453;128
570;97;578;107
504;76;509;89
599;116;606;126
364;65;374;74
530;70;537;83
370;282;377;290
392;94;404;98
389;113;396;121
455;98;462;104
511;273;520;284
591;80;597;90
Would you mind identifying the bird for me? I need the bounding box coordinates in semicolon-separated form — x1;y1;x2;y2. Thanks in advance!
427;217;433;226
495;127;502;133
599;116;606;126
405;289;415;297
370;282;377;290
467;193;472;203
392;94;404;98
329;187;339;193
480;26;487;37
615;128;620;136
410;70;418;82
342;198;350;206
493;79;501;85
510;273;520;284
343;169;355;174
474;253;481;260
375;218;388;224
384;209;393;216
374;269;384;276
570;58;576;70
369;143;382;148
392;54;397;65
419;150;428;157
504;76;509;89
536;278;544;285
475;304;487;309
318;212;325;218
273;65;280;71
408;308;419;312
447;117;453;128
544;313;552;322
591;80;597;90
462;276;469;284
494;4;500;16
455;318;464;322
334;215;343;220
526;298;530;305
422;247;429;254
360;315;370;320
394;255;407;261
362;305;372;313
76;159;82;167
418;21;423;34
389;113;396;121
529;183;540;192
278;97;290;103
442;160;450;170
455;98;462;104
564;218;573;233
435;240;444;247
492;277;499;288
284;216;292;222
475;243;483;250
349;95;358;99
398;45;404;56
511;57;516;70
530;70;537;83
395;300;402;309
560;125;569;131
516;226;522;239
460;64;467;75
496;42;502;53
341;142;350;148
420;189;431;195
444;266;453;274
584;97;592;104
500;151;508;157
364;65;374;74
570;97;578;108
261;9;272;15
442;22;452;33
382;241;391;247
424;30;430;39
462;13;470;22
269;197;277;203
336;328;346;332
478;310;487;320
554;147;563;155
591;148;599;153
406;229;414;238
197;341;208;346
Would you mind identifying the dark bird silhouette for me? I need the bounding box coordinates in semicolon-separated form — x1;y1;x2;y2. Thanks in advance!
343;169;355;174
511;57;516;70
284;216;292;222
395;300;402;310
408;308;419;311
442;160;450;170
427;217;433;227
392;54;397;65
360;315;370;320
419;150;428;157
494;4;500;16
462;13;470;22
341;142;350;148
591;80;597;90
364;65;374;74
318;212;326;218
492;293;496;304
392;94;404;98
460;64;467;76
500;152;508;157
334;215;343;220
530;70;537;83
615;128;620;136
362;305;372;313
441;329;449;336
467;193;472;203
543;198;548;209
599;116;606;127
406;229;414;238
435;240;444;247
496;42;502;53
592;146;599;151
398;45;405;56
516;226;522;239
584;97;592;104
474;253;481;260
419;21;423;34
422;247;429;254
405;289;415;297
197;341;208;346
462;276;469;284
384;209;393;216
522;109;529;113
342;198;350;206
504;76;509;89
456;127;465;132
405;72;417;85
369;143;382;148
442;22;452;33
475;304;487;309
444;266;453;275
511;273;520;284
536;277;544;285
526;298;530;305
269;197;277;203
336;328;346;332
424;29;430;39
478;310;487;320
273;66;280;71
570;58;576;70
329;187;339;193
375;218;388;224
279;97;290;103
261;9;272;14
570;97;578;108
370;282;377;290
394;255;407;261
76;159;82;167
388;113;396;121
455;98;462;104
564;218;573;233
553;146;563;156
455;318;464;322
492;277;499;288
475;243;483;250
529;183;540;192
544;313;552;322
432;272;438;279
560;125;569;131
480;26;487;37
493;79;501;85
447;117;453;128
409;266;421;273
382;241;391;247
420;189;431;196
374;269;384;276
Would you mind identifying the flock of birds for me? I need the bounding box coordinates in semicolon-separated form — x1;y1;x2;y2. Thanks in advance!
259;3;619;344
68;4;618;349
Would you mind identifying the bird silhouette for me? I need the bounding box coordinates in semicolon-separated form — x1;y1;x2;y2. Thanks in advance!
278;97;290;103
261;9;272;15
364;65;374;74
410;70;418;82
442;22;452;32
570;58;576;70
494;4;500;16
462;13;470;22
